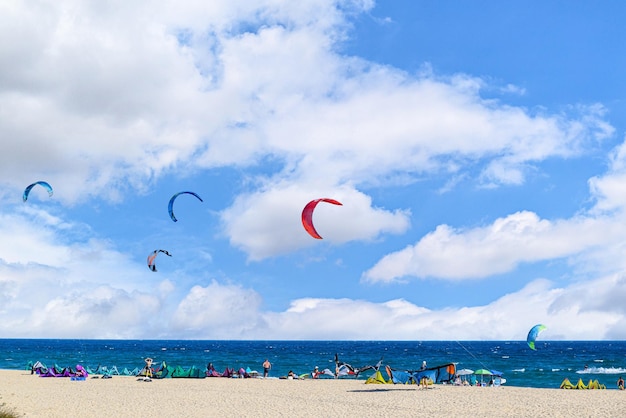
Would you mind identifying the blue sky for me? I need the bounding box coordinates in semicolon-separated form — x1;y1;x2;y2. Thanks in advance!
2;0;626;339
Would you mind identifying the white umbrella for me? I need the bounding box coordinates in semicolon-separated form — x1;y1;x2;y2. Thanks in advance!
456;369;474;376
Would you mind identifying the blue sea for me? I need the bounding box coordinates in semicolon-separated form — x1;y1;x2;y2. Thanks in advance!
2;339;624;389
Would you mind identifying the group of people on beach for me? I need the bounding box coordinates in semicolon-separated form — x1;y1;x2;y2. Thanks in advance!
260;359;321;380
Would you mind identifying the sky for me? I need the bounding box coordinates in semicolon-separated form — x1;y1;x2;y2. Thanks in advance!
1;0;626;340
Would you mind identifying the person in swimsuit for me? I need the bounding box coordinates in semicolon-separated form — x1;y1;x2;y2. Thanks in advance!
262;359;272;378
143;358;153;378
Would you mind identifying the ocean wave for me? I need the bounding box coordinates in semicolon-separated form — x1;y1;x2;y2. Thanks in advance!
576;367;626;374
512;368;525;372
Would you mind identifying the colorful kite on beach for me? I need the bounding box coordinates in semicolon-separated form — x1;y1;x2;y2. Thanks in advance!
301;198;342;239
527;324;547;350
147;249;172;272
168;191;203;222
23;181;53;202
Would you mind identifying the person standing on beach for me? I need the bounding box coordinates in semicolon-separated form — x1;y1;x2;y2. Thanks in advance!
618;376;624;390
263;359;272;378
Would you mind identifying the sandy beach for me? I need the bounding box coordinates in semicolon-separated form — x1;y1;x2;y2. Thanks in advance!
0;370;624;417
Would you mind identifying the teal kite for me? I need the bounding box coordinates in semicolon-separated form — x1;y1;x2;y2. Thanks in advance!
23;181;53;202
527;324;547;350
168;191;203;222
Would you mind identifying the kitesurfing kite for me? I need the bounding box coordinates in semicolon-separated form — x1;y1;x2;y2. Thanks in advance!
23;181;53;202
301;198;342;239
333;353;356;377
354;356;384;378
527;324;547;350
147;249;172;272
168;191;203;222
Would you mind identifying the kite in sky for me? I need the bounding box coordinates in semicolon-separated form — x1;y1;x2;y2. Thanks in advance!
168;191;203;222
301;198;342;239
23;181;53;202
147;249;172;272
527;324;547;350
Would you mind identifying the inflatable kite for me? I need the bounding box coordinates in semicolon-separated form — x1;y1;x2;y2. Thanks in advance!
527;324;547;350
23;181;53;202
301;198;342;239
168;191;203;222
147;249;172;272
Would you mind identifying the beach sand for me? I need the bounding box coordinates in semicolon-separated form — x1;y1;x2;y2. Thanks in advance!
0;370;624;417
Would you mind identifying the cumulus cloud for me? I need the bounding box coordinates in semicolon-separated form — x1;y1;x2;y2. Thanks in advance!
222;182;410;260
243;277;624;340
363;211;626;283
363;135;626;284
170;282;264;338
1;1;611;206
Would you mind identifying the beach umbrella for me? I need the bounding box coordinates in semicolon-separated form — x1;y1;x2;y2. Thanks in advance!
474;369;492;385
456;368;474;384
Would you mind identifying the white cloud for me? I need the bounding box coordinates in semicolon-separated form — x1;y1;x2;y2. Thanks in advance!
170;282;264;338
363;211;626;283
244;277;624;340
0;1;611;208
221;182;410;260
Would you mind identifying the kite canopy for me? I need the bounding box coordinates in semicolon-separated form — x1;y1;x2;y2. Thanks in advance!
147;249;172;272
23;181;53;202
527;324;547;350
168;191;203;222
301;198;342;239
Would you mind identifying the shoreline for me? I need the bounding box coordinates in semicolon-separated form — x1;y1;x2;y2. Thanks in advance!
1;370;625;417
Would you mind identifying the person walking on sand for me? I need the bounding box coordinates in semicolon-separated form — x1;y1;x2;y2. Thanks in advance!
263;359;272;378
618;376;624;390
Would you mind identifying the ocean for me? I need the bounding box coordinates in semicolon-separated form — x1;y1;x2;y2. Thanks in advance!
2;339;624;389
